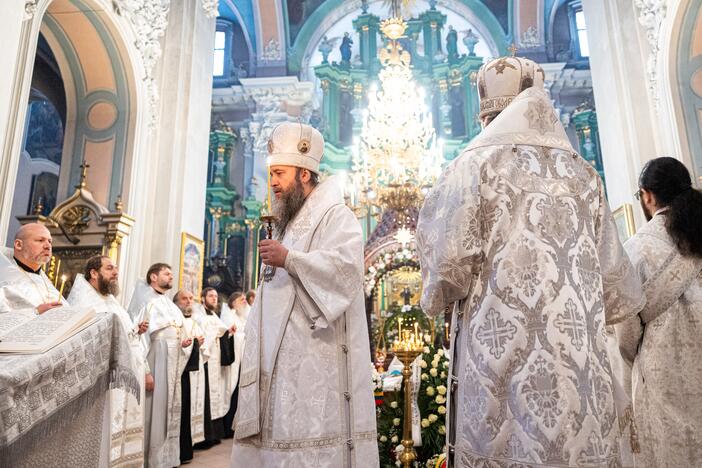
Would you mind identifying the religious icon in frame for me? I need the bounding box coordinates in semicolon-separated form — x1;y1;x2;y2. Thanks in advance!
612;203;636;243
179;232;205;299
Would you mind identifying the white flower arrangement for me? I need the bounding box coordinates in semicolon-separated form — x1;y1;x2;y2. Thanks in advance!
390;401;398;409
393;418;401;426
391;435;398;443
421;418;430;428
437;385;447;395
428;414;438;423
438;405;446;415
363;248;419;296
426;386;435;396
429;368;438;377
438;425;446;435
435;394;446;404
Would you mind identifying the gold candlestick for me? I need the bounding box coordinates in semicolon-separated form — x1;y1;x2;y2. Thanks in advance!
392;330;424;468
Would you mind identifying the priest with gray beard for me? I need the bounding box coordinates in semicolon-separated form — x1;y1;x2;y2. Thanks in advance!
230;122;378;467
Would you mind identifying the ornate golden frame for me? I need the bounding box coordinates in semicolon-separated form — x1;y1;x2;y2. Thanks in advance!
179;232;205;298
613;203;636;242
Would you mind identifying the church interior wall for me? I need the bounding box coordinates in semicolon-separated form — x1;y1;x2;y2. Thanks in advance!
121;0;215;303
1;0;217;304
583;0;658;230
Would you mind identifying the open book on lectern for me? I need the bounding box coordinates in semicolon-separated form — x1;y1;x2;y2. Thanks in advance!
0;306;96;354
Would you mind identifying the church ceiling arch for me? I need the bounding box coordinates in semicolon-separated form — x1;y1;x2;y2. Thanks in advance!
287;0;508;75
251;0;287;71
40;0;133;208
219;0;256;62
675;0;702;182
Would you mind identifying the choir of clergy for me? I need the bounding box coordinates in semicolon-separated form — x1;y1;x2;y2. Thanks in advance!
3;53;702;468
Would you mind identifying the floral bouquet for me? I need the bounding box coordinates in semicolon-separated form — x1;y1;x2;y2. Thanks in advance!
375;338;449;467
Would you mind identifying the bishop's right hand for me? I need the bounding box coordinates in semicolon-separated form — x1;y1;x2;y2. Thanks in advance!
36;301;63;314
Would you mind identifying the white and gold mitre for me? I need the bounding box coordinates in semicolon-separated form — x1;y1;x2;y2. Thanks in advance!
267;122;324;174
477;55;545;120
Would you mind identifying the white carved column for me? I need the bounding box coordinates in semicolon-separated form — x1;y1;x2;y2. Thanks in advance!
583;0;660;229
120;0;216;298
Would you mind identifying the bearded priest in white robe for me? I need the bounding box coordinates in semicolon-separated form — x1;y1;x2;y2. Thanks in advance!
417;56;645;467
0;223;66;315
173;289;207;463
128;263;193;468
221;292;249;407
68;255;149;467
231;122;378;467
614;157;702;467
195;288;235;431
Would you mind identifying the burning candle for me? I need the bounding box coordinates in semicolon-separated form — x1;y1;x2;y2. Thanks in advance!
414;322;419;339
398;317;402;339
444;323;449;341
266;158;272;212
58;275;67;298
54;259;61;287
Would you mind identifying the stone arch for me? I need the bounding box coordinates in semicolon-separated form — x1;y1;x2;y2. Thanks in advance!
669;0;702;183
40;0;132;207
1;0;150;245
287;0;508;75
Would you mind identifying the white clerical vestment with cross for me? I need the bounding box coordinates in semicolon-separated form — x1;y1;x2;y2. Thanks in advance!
231;177;378;468
0;248;66;316
129;283;192;468
417;88;645;467
68;273;146;468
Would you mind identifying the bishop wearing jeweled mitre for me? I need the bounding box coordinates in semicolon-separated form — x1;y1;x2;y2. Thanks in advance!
230;122;378;467
416;55;645;467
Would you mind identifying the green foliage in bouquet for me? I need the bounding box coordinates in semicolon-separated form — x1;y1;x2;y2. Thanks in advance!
376;391;404;467
415;342;449;461
375;341;449;467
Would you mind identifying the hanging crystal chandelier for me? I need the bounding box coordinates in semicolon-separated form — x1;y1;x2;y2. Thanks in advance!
354;12;442;217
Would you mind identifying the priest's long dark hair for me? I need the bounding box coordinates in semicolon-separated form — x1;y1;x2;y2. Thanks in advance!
639;157;702;257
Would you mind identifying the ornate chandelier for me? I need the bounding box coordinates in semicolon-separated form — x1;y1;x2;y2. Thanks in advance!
354;14;442;216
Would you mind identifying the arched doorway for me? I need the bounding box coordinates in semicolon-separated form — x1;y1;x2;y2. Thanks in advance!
2;0;148;253
674;0;702;183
